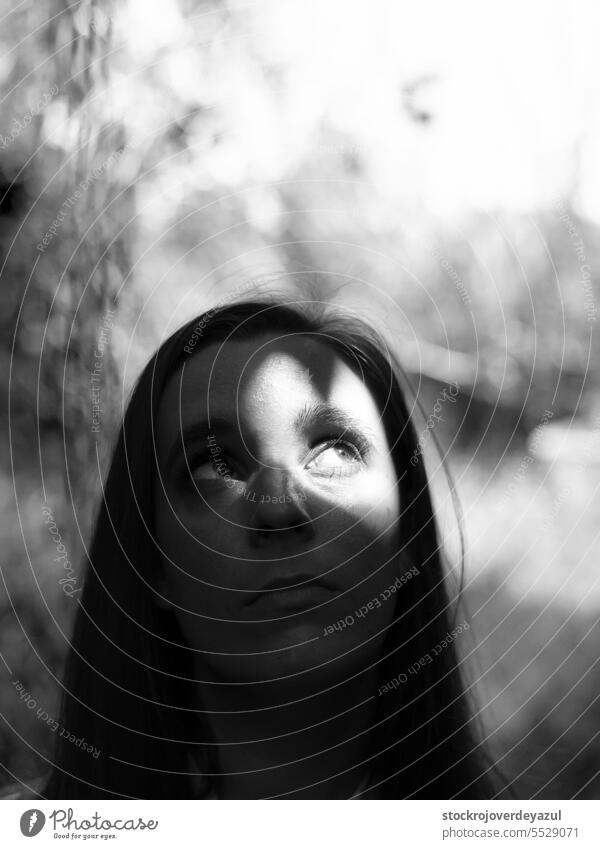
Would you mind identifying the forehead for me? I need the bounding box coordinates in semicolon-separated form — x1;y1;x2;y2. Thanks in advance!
157;332;385;437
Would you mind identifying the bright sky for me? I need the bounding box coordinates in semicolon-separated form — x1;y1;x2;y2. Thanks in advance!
119;0;600;222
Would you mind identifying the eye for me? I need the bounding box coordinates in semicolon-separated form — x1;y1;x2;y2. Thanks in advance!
189;459;222;481
186;452;240;484
305;438;364;478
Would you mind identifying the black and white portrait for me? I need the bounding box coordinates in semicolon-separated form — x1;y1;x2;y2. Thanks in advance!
0;1;598;829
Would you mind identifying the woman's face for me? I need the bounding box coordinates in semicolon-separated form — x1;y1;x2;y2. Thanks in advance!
154;331;403;686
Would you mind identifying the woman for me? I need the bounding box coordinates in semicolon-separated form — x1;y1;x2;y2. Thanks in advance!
38;297;503;799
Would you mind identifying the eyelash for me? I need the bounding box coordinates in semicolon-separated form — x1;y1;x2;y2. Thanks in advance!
311;434;369;460
186;451;234;475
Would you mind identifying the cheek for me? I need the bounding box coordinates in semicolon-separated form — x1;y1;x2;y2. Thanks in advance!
328;455;400;536
154;504;246;620
159;556;246;655
319;481;400;574
331;538;401;619
155;483;240;558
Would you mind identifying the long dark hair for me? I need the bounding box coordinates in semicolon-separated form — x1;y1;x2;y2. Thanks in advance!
42;298;505;799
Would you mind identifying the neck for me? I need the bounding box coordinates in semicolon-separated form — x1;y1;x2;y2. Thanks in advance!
193;663;383;799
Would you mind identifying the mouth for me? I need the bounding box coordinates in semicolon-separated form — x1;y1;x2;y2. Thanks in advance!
246;574;336;612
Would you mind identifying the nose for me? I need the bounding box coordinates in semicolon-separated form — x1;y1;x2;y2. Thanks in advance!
246;466;315;548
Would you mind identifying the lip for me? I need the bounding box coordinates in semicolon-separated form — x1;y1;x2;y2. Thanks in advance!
246;574;336;611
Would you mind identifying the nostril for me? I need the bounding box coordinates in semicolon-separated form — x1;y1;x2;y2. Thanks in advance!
251;517;313;547
246;479;314;546
256;518;308;535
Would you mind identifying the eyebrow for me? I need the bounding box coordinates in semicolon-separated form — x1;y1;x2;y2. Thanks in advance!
293;401;377;442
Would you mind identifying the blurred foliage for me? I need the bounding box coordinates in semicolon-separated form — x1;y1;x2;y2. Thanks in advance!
1;0;598;797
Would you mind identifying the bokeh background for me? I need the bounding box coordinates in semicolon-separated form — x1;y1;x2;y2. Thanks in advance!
1;0;599;798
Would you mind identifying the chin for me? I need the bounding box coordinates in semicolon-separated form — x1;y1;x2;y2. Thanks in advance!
219;628;381;690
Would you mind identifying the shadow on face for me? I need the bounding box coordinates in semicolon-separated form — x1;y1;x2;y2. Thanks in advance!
154;332;405;687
